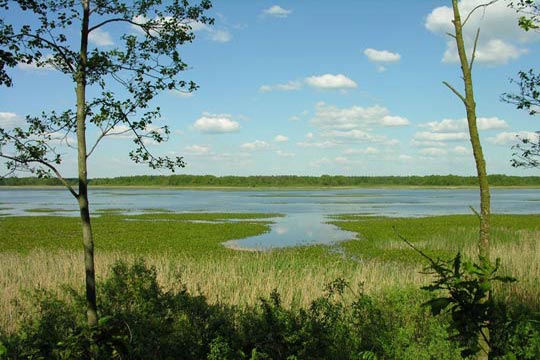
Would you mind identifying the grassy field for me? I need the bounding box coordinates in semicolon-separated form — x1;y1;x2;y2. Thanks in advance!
1;212;539;334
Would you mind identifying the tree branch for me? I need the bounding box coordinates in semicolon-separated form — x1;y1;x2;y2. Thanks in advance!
0;154;78;198
469;28;481;71
462;0;499;28
14;33;75;73
443;81;466;104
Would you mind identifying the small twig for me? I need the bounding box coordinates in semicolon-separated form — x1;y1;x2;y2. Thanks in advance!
469;28;481;71
469;206;481;220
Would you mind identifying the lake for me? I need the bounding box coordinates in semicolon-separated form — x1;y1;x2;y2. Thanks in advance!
1;187;539;250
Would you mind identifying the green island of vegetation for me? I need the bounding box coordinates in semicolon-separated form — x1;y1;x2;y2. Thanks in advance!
1;212;539;358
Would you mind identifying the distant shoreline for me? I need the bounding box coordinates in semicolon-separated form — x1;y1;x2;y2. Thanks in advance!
2;185;540;190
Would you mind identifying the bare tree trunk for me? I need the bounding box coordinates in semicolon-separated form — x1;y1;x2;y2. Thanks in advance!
450;0;491;261
76;0;98;327
450;1;491;358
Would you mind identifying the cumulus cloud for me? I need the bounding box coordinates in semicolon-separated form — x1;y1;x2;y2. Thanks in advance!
171;90;194;98
276;150;294;157
193;113;240;133
363;48;401;63
263;5;292;18
420;147;448;156
89;28;114;46
419;117;509;132
380;115;410;127
0;112;25;129
208;29;233;43
274;135;289;142
240;140;271;151
185;144;211;155
343;147;379;155
305;74;357;90
414;131;469;141
322;129;387;142
454;145;471;155
488;131;539;145
297;140;338;148
259;81;302;93
425;0;535;65
310;102;409;129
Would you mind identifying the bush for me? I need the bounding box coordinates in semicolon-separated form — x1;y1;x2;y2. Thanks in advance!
1;260;538;359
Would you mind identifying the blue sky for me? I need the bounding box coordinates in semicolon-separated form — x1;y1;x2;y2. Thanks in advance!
1;0;539;178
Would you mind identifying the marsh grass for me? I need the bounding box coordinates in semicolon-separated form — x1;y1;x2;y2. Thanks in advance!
1;213;539;334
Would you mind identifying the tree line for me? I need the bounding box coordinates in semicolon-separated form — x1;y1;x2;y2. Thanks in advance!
1;174;540;187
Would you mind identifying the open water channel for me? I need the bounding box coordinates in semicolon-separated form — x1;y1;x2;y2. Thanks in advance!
1;187;539;250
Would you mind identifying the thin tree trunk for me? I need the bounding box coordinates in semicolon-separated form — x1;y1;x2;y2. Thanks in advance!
450;0;491;261
76;0;98;327
450;1;491;358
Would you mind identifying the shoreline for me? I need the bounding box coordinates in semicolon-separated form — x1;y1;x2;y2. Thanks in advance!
2;185;540;190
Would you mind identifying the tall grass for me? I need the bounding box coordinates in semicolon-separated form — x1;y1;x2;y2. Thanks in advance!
1;213;539;334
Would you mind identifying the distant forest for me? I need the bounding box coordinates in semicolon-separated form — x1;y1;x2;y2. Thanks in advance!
1;174;540;187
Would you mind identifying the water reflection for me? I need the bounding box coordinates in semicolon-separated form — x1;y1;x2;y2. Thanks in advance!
222;213;357;250
1;187;540;250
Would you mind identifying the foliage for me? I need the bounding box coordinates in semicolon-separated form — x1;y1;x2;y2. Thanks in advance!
1;259;539;359
509;0;540;31
3;174;540;187
0;0;213;175
504;1;539;169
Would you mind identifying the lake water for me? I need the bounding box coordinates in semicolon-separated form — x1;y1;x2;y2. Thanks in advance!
1;188;539;250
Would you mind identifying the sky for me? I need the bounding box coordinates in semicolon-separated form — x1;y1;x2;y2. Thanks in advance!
1;0;539;178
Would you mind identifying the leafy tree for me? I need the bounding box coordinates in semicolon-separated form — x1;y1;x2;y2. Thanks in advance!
503;1;540;169
0;0;213;326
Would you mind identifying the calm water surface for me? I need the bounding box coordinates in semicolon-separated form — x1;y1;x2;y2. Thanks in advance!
1;188;539;250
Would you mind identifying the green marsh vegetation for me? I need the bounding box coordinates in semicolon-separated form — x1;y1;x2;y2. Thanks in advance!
1;212;539;358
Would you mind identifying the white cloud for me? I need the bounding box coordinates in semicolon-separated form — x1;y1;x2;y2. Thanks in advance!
185;144;211;155
380;115;410;127
322;129;388;143
208;29;233;43
306;132;314;139
241;140;270;151
297;140;338;148
259;81;302;93
399;154;413;161
412;139;447;148
420;147;448;156
276;150;294;157
425;0;535;65
343;147;379;155
454;145;471;155
263;5;292;18
274;135;289;142
363;48;401;63
419;117;509;132
0;112;25;129
193;113;240;133
89;28;114;46
309;157;332;168
310;103;409;129
335;156;349;164
305;74;357;90
414;131;469;141
488;131;539;145
171;90;194;98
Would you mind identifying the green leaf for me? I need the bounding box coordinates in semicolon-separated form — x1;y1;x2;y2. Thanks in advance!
424;297;452;316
